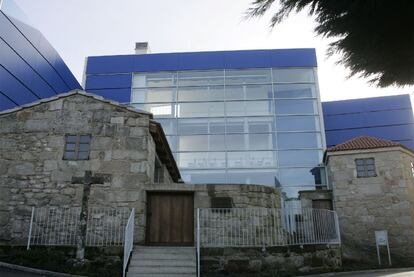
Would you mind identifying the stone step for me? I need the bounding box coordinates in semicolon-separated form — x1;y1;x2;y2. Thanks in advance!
128;265;196;274
133;247;195;254
131;253;195;260
127;273;195;277
130;259;196;267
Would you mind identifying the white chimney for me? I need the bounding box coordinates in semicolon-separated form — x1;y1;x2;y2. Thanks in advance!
135;42;150;55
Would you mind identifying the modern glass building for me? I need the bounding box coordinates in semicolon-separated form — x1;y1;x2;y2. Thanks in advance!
0;0;81;111
85;48;327;197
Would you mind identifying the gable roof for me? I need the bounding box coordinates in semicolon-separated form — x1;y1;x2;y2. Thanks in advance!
0;90;152;117
0;90;181;182
327;136;405;152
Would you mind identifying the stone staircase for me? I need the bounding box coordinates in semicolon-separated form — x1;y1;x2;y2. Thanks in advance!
127;246;197;277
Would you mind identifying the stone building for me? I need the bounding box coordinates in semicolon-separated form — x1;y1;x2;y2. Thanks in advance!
0;91;281;244
0;91;343;276
326;136;414;264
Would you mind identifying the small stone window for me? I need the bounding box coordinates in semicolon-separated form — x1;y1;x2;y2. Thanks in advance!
154;156;164;183
355;158;376;178
63;134;91;160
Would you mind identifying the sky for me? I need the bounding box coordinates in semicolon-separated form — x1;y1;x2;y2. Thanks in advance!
13;0;413;102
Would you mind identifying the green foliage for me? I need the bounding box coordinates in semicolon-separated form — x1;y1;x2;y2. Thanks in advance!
247;0;414;87
0;246;122;277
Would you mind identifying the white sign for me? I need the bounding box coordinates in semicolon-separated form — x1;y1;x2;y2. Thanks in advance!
375;230;388;246
375;230;391;266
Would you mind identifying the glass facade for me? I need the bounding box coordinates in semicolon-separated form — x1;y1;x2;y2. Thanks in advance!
131;68;325;197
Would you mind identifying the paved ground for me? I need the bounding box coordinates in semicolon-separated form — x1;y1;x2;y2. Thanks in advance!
0;267;47;277
310;269;414;277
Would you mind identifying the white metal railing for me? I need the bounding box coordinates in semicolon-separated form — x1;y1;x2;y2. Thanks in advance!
197;208;340;248
123;208;135;277
27;207;131;249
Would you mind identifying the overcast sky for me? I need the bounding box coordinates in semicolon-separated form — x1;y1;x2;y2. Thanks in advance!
14;0;413;102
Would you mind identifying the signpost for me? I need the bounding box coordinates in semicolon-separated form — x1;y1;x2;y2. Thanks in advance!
375;230;391;266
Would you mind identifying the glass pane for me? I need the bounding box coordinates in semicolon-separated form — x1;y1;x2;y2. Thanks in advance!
178;135;225;151
210;119;226;134
156;119;176;135
226;134;246;150
249;134;274;150
180;170;227;184
367;170;376;177
78;151;89;160
366;158;375;165
227;151;276;168
66;143;76;151
279;168;320;186
227;169;278;186
276;116;320;131
275;99;317;115
64;151;75;160
274;84;316;98
178;70;224;86
272;68;315;83
367;164;375;171
248;117;274;133
277;133;322;149
226;68;271;85
133;72;176;88
245;101;273;116
177;102;225;118
225;85;272;100
131;88;176;103
79;144;90;151
166;136;177;151
226;118;245;133
133;103;175;118
178;118;208;135
79;135;91;143
226;101;273;116
177;86;224;102
278;150;322;167
66;135;77;143
177;152;226;169
355;159;364;166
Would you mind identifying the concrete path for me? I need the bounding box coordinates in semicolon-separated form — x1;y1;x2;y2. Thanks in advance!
307;269;414;277
0;267;47;277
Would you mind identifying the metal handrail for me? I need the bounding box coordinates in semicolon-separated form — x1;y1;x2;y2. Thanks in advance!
123;208;135;277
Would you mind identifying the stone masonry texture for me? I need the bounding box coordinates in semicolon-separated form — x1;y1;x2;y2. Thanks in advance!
327;147;414;265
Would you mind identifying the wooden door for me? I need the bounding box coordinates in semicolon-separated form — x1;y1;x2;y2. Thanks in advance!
146;192;194;246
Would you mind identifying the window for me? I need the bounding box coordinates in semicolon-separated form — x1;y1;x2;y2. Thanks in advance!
355;158;376;177
63;134;91;160
154;156;164;183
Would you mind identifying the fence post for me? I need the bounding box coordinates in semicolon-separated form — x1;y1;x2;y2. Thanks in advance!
197;208;200;277
27;207;35;250
334;212;341;244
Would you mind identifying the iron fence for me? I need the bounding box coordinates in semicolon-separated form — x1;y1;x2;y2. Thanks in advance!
123;208;135;277
27;206;132;248
197;208;340;248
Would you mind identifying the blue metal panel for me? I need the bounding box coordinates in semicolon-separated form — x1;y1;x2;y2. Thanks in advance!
86;55;135;75
86;88;131;103
0;14;68;92
0;38;56;98
322;95;414;149
86;48;317;75
0;9;81;111
85;74;132;90
0;66;39;104
0;92;17;110
323;94;412;115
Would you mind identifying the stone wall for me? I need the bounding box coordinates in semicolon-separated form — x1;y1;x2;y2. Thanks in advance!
327;147;414;264
202;245;342;276
0;94;168;243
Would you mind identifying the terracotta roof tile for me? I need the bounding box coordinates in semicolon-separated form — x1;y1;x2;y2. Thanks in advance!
327;136;402;152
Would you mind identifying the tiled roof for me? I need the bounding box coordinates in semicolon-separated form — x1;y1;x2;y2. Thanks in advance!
327;136;402;152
